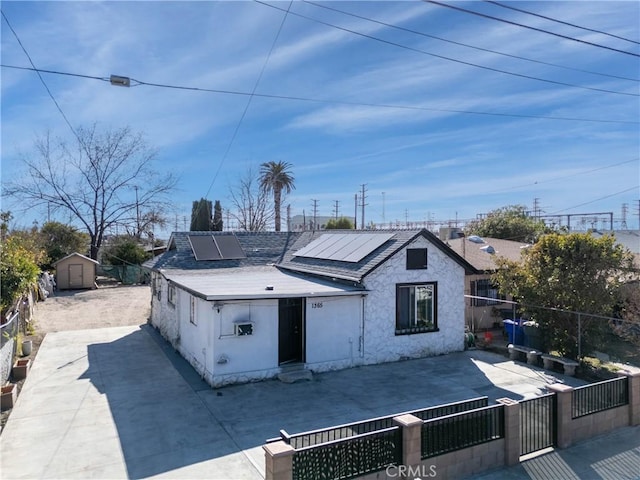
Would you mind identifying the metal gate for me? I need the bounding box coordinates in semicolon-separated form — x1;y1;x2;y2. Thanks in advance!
520;393;556;456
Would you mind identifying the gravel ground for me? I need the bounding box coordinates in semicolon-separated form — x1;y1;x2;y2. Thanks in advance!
1;280;151;431
33;281;151;333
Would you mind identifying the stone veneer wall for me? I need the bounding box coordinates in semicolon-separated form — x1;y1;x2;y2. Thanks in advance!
362;235;465;364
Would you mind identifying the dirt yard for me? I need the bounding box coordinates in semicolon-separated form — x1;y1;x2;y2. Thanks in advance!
32;283;151;333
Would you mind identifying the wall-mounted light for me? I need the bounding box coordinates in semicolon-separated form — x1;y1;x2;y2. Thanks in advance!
110;75;131;87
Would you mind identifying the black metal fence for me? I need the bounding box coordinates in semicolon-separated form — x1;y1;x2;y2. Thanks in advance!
291;426;401;480
572;377;629;419
421;404;504;459
280;396;487;449
520;393;556;455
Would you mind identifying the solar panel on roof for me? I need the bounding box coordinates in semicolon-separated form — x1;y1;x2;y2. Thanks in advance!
294;233;394;263
189;235;221;261
214;235;246;259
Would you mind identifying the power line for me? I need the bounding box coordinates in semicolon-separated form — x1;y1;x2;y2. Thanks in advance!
256;1;637;97
0;10;83;143
3;64;638;125
425;1;640;58
199;0;294;218
303;0;639;83
484;158;640;195
485;1;640;45
548;186;639;214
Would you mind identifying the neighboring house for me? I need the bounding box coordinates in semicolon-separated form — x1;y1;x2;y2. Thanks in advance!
145;229;475;387
53;253;99;290
445;236;529;331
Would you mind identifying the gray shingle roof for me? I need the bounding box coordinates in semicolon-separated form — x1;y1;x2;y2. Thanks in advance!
145;229;475;283
143;231;301;271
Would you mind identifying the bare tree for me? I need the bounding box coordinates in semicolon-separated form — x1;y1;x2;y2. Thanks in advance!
4;124;177;259
228;167;272;232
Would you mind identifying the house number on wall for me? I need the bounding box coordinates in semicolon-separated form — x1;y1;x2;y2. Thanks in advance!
311;302;323;309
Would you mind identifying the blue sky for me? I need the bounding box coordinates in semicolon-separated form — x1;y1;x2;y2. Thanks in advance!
1;1;639;237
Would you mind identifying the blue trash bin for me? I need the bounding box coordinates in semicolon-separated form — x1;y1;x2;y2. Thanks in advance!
503;319;524;344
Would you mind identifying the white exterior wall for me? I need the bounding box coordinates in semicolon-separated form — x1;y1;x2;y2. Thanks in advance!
362;236;465;364
211;300;280;386
305;296;363;372
175;290;214;381
149;273;180;346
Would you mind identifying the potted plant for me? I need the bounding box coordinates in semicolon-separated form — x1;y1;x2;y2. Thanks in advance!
12;358;31;380
1;383;17;410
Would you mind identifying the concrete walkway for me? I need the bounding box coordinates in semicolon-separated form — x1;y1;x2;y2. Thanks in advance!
2;324;633;479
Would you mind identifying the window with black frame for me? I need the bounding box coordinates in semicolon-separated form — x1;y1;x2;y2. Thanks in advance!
472;278;503;306
396;282;437;334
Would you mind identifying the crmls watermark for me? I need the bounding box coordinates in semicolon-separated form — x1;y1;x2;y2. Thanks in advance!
386;464;437;478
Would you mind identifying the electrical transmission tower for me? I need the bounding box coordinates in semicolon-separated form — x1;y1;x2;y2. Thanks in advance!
333;200;340;220
621;203;628;229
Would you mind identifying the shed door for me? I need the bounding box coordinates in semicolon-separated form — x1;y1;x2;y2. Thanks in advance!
68;264;84;288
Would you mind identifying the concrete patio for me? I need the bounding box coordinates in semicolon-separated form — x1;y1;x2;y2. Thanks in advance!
0;324;602;479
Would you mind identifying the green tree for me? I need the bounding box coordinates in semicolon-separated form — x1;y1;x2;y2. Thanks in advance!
102;236;150;266
259;161;295;232
0;235;43;315
190;198;213;231
213;200;223;231
325;217;354;229
466;205;548;243
492;233;635;359
40;221;90;268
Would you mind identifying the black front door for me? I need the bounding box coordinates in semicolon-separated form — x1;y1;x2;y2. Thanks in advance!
278;298;305;365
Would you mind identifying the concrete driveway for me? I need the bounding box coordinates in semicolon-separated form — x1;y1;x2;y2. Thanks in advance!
1;324;587;479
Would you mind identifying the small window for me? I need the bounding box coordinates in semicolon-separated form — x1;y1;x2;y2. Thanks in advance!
168;284;176;306
190;297;197;325
396;282;437;335
406;248;427;270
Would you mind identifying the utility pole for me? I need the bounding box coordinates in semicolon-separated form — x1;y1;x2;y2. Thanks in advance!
382;192;386;225
174;214;179;232
134;186;140;237
287;204;291;231
311;199;318;231
333;200;340;220
354;194;358;230
533;197;540;219
360;184;367;230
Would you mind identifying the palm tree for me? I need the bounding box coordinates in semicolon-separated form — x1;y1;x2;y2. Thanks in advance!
259;161;295;232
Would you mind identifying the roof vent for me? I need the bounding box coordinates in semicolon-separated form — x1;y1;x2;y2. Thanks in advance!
480;245;495;254
265;285;274;291
468;235;485;244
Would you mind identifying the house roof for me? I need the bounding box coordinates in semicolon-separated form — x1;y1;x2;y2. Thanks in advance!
278;229;476;282
445;237;530;272
162;266;365;301
53;252;99;266
590;230;640;255
143;231;301;271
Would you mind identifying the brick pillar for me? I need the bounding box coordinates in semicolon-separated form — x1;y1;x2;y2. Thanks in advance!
393;413;423;472
497;398;520;465
547;383;574;449
263;441;295;480
618;370;640;426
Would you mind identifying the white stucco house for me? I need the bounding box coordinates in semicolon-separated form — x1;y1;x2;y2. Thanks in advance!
145;229;475;387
